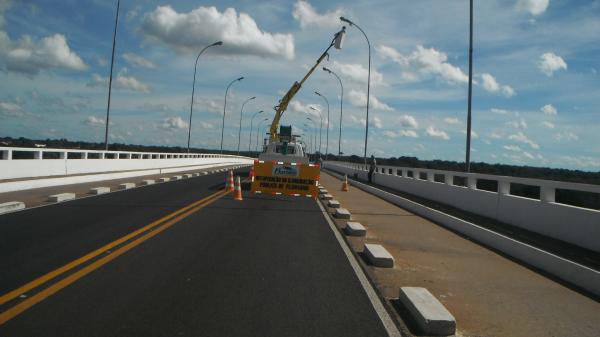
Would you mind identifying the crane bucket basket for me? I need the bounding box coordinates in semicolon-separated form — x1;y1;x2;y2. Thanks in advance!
251;160;320;198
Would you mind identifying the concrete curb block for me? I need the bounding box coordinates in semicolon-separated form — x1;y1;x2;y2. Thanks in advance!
119;183;135;190
320;193;333;200
319;188;329;194
364;244;394;268
327;200;341;208
0;201;25;215
172;175;182;180
324;168;600;297
345;222;367;236
159;177;170;183
89;187;110;195
202;172;208;175
183;173;193;178
192;173;200;177
48;193;75;203
140;179;155;185
334;208;351;219
399;287;456;336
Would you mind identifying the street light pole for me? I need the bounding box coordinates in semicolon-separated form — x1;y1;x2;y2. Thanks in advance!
340;16;370;163
237;96;256;155
256;118;269;153
221;76;244;154
465;0;474;172
104;0;120;151
322;67;344;156
309;106;323;155
188;41;223;153
314;91;330;159
306;118;317;156
248;110;263;152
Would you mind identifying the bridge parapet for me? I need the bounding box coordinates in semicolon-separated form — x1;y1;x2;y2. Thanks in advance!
324;161;600;253
0;146;253;181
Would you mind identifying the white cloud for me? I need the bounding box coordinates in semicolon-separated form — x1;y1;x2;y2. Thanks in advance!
444;117;460;125
491;108;509;114
383;130;418;138
292;1;343;29
87;72;151;93
522;151;535;159
0;101;25;117
159;116;188;131
506;118;527;129
377;44;468;84
141;5;294;60
123;53;156;68
426;126;450;140
373;116;383;129
508;131;539;149
480;73;515;97
516;0;549;16
398;114;419;128
560;156;600;168
0;32;87;76
554;131;578;142
541;104;557;115
330;61;384;86
503;145;521;151
84;116;105;126
461;130;479;139
538;52;567;76
289;100;321;119
542;121;555;129
348;89;393;111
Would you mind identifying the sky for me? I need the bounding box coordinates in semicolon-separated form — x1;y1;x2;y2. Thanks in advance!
0;0;599;171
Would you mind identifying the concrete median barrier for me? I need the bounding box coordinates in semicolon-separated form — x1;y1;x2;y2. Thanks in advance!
119;183;135;190
48;193;75;203
334;208;351;219
172;175;182;180
398;287;456;336
320;193;333;200
364;244;394;268
327;200;341;208
345;222;366;236
0;201;25;214
89;187;110;195
159;177;170;183
183;173;193;178
140;179;155;185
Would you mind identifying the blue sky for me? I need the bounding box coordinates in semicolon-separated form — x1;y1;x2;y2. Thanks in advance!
0;0;599;170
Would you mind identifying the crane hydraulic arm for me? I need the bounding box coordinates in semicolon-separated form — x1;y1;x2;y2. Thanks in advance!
268;26;346;141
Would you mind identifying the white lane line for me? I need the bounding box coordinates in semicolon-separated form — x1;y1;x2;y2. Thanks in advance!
315;199;402;337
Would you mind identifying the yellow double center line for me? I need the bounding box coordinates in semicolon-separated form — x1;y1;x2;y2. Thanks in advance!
0;189;228;325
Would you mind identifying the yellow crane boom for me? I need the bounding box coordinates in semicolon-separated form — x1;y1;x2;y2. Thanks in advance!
269;26;346;141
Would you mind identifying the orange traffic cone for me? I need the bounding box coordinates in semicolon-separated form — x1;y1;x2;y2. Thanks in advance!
234;176;243;201
226;170;234;192
249;166;255;182
341;174;349;192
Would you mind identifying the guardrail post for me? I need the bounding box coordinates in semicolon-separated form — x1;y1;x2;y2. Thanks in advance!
1;149;11;160
541;185;556;203
467;175;477;189
444;174;453;185
427;171;434;182
498;180;510;195
34;151;43;160
59;152;67;159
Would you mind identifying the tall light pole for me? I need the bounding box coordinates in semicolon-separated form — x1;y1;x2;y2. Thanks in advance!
465;0;474;172
256;118;269;153
303;123;314;155
309;106;323;155
188;41;223;153
221;76;244;154
104;0;120;151
314;91;330;159
248;110;263;152
237;96;256;155
322;67;344;156
306;118;317;155
341;16;370;163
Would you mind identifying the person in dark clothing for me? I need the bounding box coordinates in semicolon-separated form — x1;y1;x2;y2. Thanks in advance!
368;154;377;183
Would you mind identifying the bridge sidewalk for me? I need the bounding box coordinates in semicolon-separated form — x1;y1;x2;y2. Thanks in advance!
318;171;600;337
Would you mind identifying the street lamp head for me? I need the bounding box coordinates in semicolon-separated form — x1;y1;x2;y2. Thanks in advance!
310;106;317;111
258;110;264;113
237;76;244;81
212;41;223;46
315;91;322;97
323;67;332;74
250;96;256;100
340;16;353;25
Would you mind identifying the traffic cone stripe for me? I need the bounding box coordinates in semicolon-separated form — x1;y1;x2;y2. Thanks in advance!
234;176;243;201
342;174;349;192
226;170;234;192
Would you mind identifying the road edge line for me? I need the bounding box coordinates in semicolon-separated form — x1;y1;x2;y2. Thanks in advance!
315;199;402;337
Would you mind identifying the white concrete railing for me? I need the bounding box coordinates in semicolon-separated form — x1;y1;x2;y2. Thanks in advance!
0;146;253;181
324;161;600;253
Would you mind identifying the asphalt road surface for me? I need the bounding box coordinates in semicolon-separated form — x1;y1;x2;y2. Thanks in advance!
0;169;391;337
